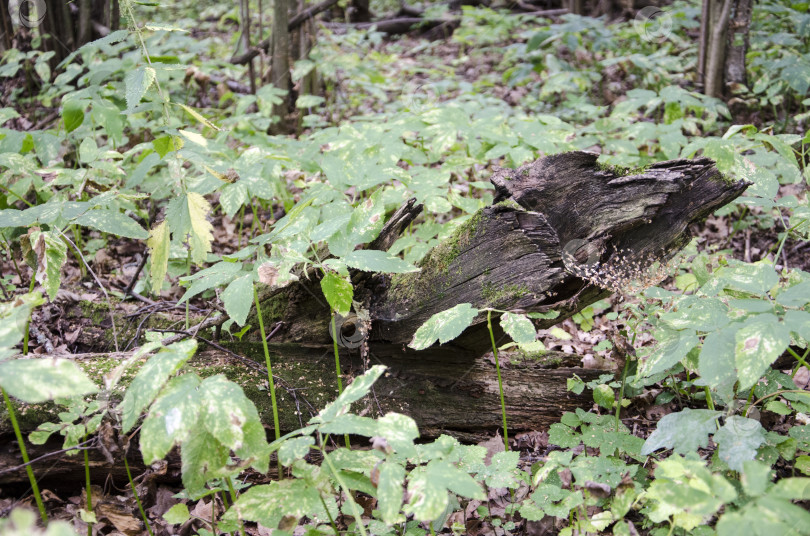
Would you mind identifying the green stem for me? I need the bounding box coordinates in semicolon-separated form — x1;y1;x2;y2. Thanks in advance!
225;477;247;536
84;437;93;536
615;357;630;430
704;386;715;411
320;440;368;536
124;455;154;536
253;285;282;474
788;346;810;375
2;388;47;524
487;310;509;451
330;314;351;449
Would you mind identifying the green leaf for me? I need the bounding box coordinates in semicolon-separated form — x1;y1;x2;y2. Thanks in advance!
699;326;738;393
198;375;269;460
74;209;149;240
327;194;385;257
125;66;157;110
163;504;190;524
0;292;43;357
593;384;615;410
223;480;326;529
641;408;722;456
500;312;536;345
180;427;229;497
62;100;84;133
0;358;97;403
320;272;353;314
139;373;201;463
147;221;170;294
315;365;386;423
406;460;484;521
637;330;699;379
735;315;791;391
377;461;406;524
222;274;254;326
278;436;315;465
176;103;220;131
377;412;419;457
548;423;581;448
480;451;520;488
28;229;67;301
714;416;766;472
78;137;98;163
776;281;810;308
409;303;479;351
120;339;198;433
343;250;418;274
166;193;214;264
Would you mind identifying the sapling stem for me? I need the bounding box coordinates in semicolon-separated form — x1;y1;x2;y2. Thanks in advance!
2;388;47;524
331;314;351;449
84;435;93;536
124;455;154;536
253;285;282;474
487;310;509;450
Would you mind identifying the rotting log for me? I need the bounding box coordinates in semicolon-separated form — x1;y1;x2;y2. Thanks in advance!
249;151;748;355
0;152;748;486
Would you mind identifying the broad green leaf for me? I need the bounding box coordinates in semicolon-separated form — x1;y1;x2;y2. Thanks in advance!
139;373;201;463
223;480;326;529
500;312;536;345
221;274;254;326
125;66;157;110
78;137;98;163
409;303;479;351
120;339;198;433
320;272;353;314
147;221;170;294
641;408;722;456
0;358;97;403
480;450;520;488
377;412;419;457
318;413;379;436
407;460;485;521
328;194;385;257
714;416;766;471
0;292;43;357
74;209;149;239
62;100;84;133
593;384;615;410
163;504;190;524
377;461;406;523
548;423;581;448
198;375;269;459
343;250;418;274
278;436;315;465
735;316;791;391
776;281;810;308
152;136;183;158
166;193;214;264
180;427;229;497
637;330;698;378
314;365;386;423
178;261;242;304
699;326;739;392
719;262;779;297
28;229;67;301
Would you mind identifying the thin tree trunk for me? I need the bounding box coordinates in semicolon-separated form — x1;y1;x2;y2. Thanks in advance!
270;0;291;132
240;0;257;93
703;0;734;98
725;0;753;89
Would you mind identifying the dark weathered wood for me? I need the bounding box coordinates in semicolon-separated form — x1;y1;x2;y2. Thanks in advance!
0;346;603;486
250;152;747;356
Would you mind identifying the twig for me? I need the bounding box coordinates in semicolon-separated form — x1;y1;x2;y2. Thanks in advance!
0;439;96;475
124;254;148;294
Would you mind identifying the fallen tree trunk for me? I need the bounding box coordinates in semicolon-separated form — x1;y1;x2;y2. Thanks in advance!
0;345;603;486
248;152;748;355
0;152;748;486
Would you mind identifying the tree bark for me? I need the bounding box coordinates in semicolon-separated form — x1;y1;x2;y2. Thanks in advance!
699;0;751;98
269;0;291;132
